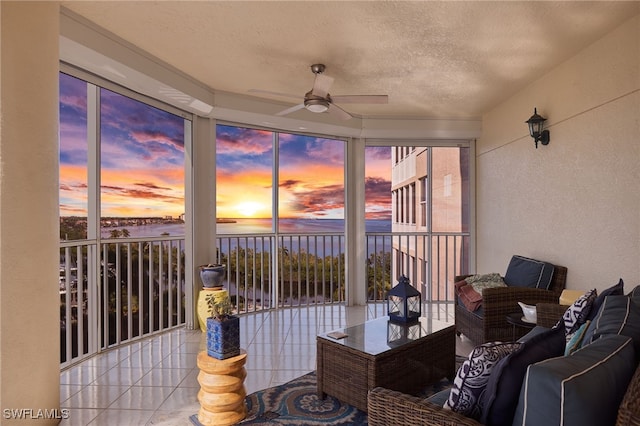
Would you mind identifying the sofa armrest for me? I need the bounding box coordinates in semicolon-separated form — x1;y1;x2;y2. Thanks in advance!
536;303;568;328
368;387;482;426
617;362;640;426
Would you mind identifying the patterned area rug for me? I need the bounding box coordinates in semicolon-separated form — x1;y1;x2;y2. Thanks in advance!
190;356;464;425
240;371;368;425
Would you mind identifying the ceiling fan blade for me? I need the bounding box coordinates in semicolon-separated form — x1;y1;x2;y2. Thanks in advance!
248;89;300;100
275;103;305;116
330;95;389;104
327;103;352;120
311;74;334;98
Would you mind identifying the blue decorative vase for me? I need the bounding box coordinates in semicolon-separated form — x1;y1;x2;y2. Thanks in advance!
206;316;241;360
199;264;226;289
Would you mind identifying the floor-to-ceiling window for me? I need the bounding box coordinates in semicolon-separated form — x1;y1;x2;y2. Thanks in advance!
364;146;393;300
59;70;191;365
215;124;346;311
366;143;470;303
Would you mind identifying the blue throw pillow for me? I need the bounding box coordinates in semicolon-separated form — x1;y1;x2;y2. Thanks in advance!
628;284;640;301
444;341;521;419
503;255;555;290
480;326;565;426
586;278;624;321
581;295;640;354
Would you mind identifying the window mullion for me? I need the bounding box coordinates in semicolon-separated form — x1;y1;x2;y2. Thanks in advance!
272;132;279;308
87;83;100;241
87;82;101;355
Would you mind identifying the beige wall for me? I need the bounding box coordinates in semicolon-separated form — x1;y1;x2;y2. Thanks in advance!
476;14;640;292
0;2;61;423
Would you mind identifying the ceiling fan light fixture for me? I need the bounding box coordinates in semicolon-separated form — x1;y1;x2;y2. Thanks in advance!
304;98;329;113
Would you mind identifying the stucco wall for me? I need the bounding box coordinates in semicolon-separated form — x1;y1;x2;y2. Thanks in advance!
476;14;640;292
0;2;61;422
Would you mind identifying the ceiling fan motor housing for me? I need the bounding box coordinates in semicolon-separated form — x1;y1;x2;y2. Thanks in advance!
304;97;329;113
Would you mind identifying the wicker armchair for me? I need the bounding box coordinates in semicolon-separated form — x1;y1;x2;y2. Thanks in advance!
536;302;568;328
455;262;567;344
368;361;640;426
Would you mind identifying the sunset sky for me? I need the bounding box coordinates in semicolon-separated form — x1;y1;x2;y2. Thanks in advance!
60;73;186;218
216;125;392;219
59;73;391;221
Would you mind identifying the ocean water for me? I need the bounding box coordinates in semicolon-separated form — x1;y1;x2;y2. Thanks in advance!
101;218;391;238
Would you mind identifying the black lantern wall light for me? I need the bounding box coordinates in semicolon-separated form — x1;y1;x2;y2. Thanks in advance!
525;108;550;149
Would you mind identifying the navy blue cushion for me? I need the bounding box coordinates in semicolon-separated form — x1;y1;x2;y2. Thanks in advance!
628;284;640;300
480;326;565;426
586;278;624;321
517;326;551;342
581;295;640;354
513;335;636;426
503;255;555;290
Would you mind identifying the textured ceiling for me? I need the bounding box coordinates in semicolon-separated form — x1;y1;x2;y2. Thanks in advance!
61;1;639;119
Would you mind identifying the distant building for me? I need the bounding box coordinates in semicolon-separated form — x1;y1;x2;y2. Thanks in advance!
391;146;470;300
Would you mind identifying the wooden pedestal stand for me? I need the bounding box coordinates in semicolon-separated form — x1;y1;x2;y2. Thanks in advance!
196;350;247;426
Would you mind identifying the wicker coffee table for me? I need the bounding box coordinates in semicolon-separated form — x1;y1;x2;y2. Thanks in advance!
317;316;455;412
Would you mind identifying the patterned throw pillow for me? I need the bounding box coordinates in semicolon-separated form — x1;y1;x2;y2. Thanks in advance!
559;289;597;336
444;341;521;419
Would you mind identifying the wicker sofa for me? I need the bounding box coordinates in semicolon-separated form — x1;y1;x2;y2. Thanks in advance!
368;362;640;425
455;255;567;344
368;286;640;426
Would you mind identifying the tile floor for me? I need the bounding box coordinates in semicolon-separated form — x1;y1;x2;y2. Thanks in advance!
60;302;473;425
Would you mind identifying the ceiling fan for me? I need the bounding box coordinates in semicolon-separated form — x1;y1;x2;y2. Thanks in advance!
249;64;388;120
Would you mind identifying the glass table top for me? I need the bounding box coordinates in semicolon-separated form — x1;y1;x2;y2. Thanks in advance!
317;316;453;356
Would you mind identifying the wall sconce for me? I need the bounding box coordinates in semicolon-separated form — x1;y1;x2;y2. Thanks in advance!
525;108;550;148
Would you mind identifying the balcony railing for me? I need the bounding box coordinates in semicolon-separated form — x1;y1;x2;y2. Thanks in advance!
214;233;347;312
60;231;468;367
365;232;469;303
59;236;187;368
213;231;468;310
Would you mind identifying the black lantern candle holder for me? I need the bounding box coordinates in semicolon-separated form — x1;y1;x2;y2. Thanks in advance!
387;275;421;323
